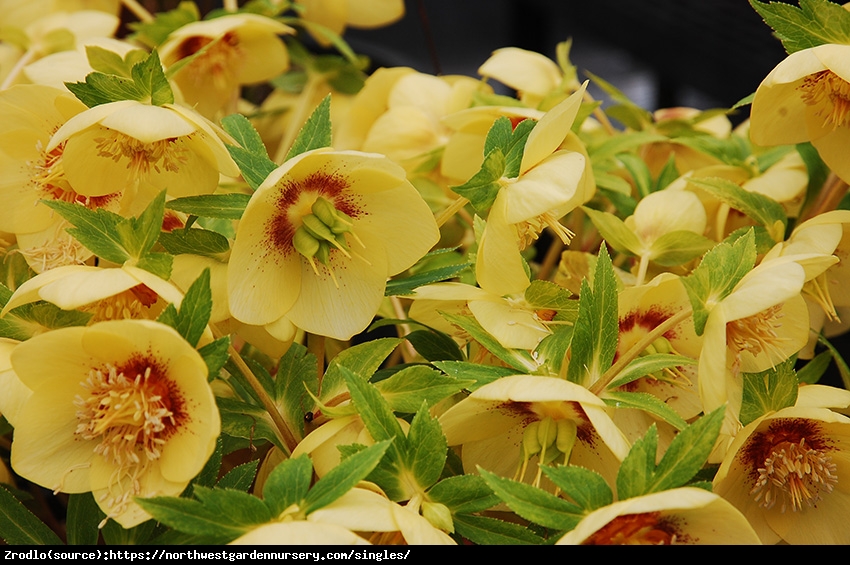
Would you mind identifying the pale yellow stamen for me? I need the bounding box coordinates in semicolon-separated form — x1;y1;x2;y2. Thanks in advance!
94;133;189;177
516;212;575;250
17;232;88;272
800;69;850;130
750;437;838;513
726;304;788;363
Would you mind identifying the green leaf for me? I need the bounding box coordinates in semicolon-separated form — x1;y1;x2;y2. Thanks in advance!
86;45;138;77
128;1;200;48
131;49;173;105
524;280;575;310
303;440;392;514
483;116;512;157
0;484;64;545
427;475;499;514
261;454;313;517
404;329;465;362
588;131;667;162
135;252;172;280
541;465;613;512
286;94;333;161
66;72;144;108
740;358;799;426
431;361;516;392
66;493;104;545
602;391;688;431
503;118;537;179
450;148;506;213
616;424;659;500
453;514;543;545
647;407;724;494
320;337;403;404
275;342;319;441
156;268;211;347
582;207;642;256
221;114;277;191
607;354;697;389
649;230;716;266
687;176;787;241
567;244;618;387
405;401;448;490
478;469;585;531
682;229;757;335
158;228;231;257
750;0;850;54
796;349;833;385
816;333;850;389
216;460;259;491
217;396;283;452
136;486;271;542
440;312;537;373
374;365;472;412
617;152;652;198
166;193;252;219
385;262;473;296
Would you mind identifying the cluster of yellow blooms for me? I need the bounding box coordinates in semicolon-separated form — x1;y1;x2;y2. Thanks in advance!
1;0;850;546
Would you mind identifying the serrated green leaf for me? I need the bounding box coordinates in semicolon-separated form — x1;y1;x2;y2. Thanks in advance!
478;469;585;531
503;118;537;179
275;342;319;441
222;112;271;157
431;360;516;392
687;176;787;241
524;280;574;310
375;365;471;412
10;301;92;331
385;262;472;296
647;407;724;494
42;200;130;263
427;475;499;514
320;337;403;404
0;485;65;544
602;391;688;431
66;72;145;108
404;329;465;362
440;312;537;373
740;358;799;426
135;252;172;279
682;229;757;335
160;268;211;347
541;465;613;512
607;354;697;390
124;190;167;258
649;230;716;266
216;460;259;491
261;454;314;517
86;45;136;77
582;207;642;256
484;116;513;157
450;148;506;213
166;193;252;219
750;0;850;54
453;514;543;545
406;401;447;490
158;228;231;257
136;486;271;542
286;94;333;161
616;424;658;500
217;396;283;451
567;245;618;387
303;440;392;514
66;493;104;545
131;49;173;105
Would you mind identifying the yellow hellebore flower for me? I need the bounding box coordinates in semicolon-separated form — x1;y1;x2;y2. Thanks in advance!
1;0;120;30
439;375;631;487
476;85;589;296
159;14;294;119
23;36;138;90
750;43;850;183
227;148;439;340
295;0;404;46
556;487;761;545
478;47;565;109
47;99;239;201
713;406;850;544
5;319;219;527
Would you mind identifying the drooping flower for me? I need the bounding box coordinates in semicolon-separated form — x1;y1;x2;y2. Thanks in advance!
46;99;239;202
556;487;761;545
227;148;439;340
295;0;404;47
5;319;220;527
159;14;294;119
438;375;631;487
477;47;567;109
749;43;850;183
712;406;850;544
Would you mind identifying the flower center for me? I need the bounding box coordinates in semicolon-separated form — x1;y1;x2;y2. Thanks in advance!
515;211;574;250
74;359;182;519
81;285;158;323
94;131;189;178
726;304;786;360
583;512;681;545
750;436;838;513
292;196;365;286
176;32;242;91
17;221;89;272
800;69;850;129
32;139;121;208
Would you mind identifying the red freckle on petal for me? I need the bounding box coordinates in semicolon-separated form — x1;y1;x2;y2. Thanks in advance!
129;284;159;307
177;35;213;59
161;212;185;232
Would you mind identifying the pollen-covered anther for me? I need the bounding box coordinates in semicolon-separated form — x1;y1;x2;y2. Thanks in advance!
516;212;574;250
726;304;788;360
750;437;838;513
800;69;850;130
94;133;189;176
